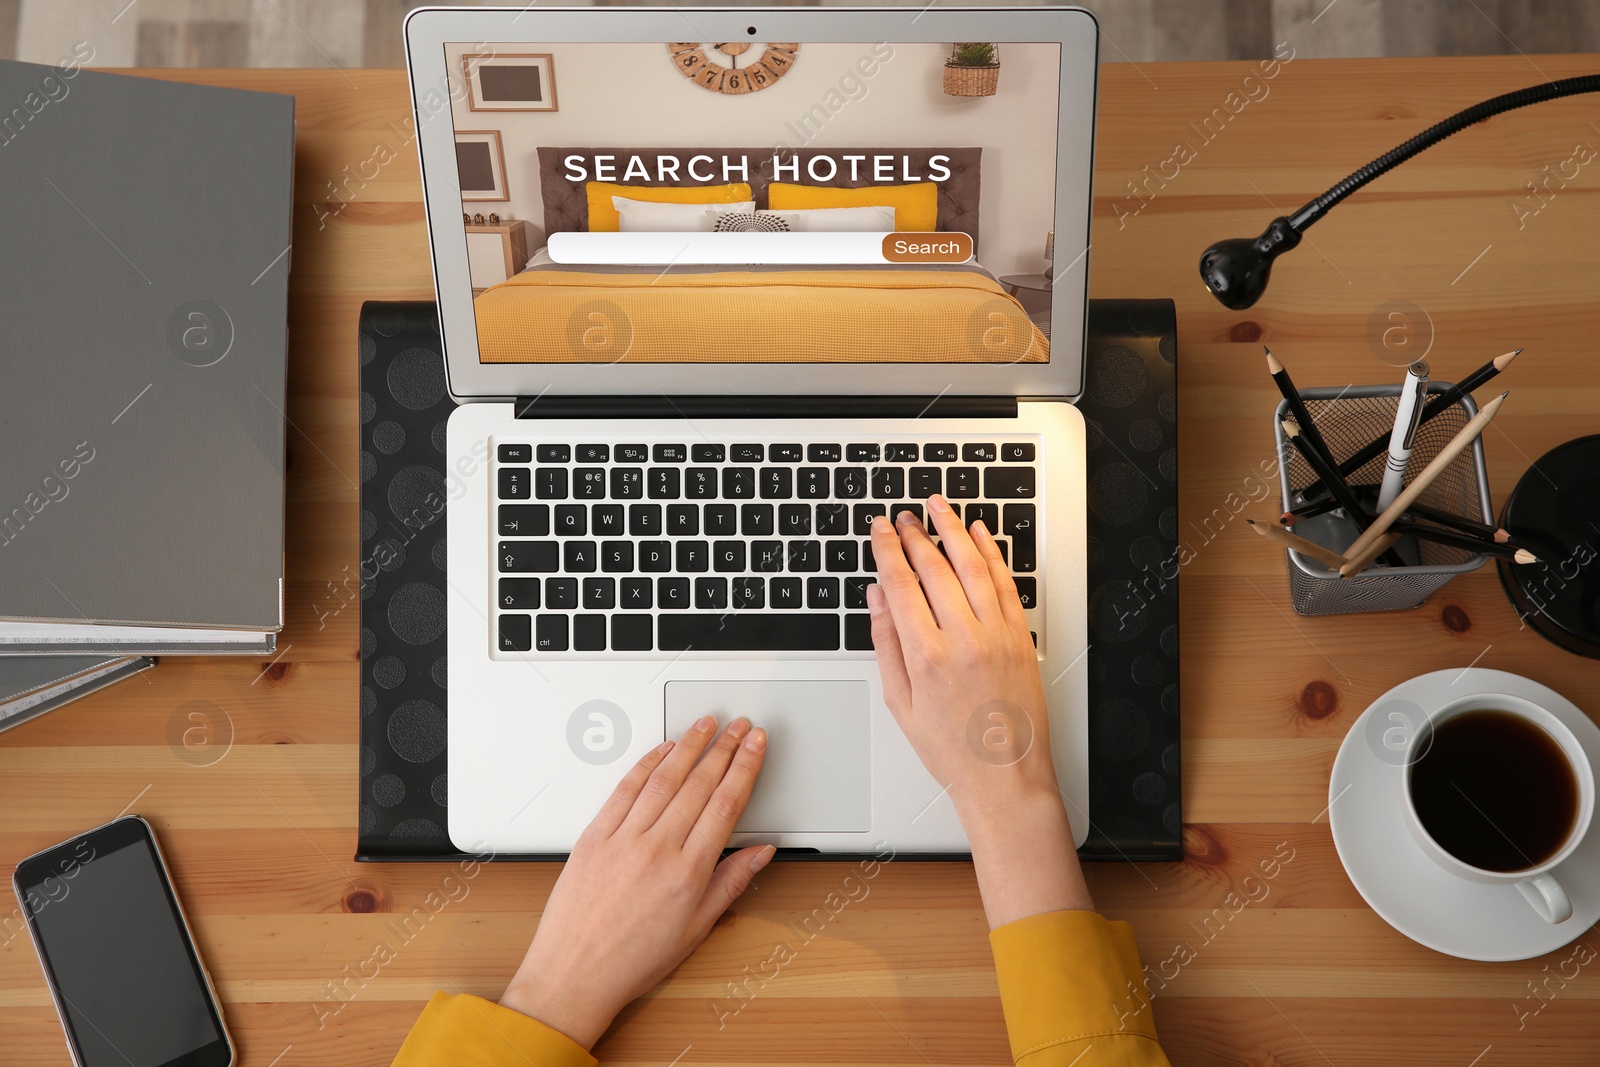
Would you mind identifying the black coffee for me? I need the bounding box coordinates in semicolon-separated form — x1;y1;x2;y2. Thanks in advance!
1409;710;1579;873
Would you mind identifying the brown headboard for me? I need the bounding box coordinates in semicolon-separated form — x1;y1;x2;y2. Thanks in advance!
536;146;982;250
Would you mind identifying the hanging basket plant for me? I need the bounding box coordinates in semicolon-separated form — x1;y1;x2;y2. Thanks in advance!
944;42;999;97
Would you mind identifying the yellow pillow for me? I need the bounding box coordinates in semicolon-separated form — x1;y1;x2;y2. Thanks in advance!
585;181;754;232
767;181;938;232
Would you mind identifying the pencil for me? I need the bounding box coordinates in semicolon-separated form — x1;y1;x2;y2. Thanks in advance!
1340;391;1508;564
1249;518;1350;569
1338;532;1406;579
1389;519;1536;562
1281;421;1373;531
1284;496;1509;543
1266;347;1337;469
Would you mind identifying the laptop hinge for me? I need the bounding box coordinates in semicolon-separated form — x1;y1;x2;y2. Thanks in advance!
513;395;1018;420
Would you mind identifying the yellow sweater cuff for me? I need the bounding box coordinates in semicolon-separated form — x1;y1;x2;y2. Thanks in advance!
989;910;1165;1065
392;991;599;1067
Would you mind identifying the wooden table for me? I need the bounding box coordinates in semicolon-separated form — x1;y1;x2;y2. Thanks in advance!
4;56;1600;1066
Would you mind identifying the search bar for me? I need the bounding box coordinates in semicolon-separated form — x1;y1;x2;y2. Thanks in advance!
547;231;973;265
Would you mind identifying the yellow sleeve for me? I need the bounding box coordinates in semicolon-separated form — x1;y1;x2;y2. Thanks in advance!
391;991;599;1067
989;911;1172;1067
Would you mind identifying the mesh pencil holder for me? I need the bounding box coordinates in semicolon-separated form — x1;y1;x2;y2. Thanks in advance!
1274;384;1493;616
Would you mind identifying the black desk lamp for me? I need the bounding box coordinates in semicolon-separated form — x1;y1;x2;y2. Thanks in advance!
1199;75;1600;310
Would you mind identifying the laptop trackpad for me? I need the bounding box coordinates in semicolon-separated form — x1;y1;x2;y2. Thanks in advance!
664;680;871;833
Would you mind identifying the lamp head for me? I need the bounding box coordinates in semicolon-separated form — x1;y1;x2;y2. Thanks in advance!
1199;215;1303;310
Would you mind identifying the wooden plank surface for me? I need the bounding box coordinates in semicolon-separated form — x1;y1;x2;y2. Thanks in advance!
3;56;1600;1065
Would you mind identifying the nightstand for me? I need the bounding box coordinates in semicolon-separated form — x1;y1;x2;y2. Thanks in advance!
999;273;1052;318
465;219;534;294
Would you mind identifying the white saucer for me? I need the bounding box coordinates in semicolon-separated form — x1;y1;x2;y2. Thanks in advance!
1329;668;1600;961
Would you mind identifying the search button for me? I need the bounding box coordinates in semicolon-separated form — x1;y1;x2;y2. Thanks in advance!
882;232;973;263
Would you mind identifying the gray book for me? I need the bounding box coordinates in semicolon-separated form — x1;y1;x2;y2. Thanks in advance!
0;656;155;733
0;60;293;654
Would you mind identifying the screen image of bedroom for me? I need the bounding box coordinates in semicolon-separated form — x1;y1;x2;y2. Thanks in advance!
447;41;1063;364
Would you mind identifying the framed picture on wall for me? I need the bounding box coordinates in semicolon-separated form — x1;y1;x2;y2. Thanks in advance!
455;130;508;201
464;53;559;112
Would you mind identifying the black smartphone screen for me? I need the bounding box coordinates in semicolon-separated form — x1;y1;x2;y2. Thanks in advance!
14;817;230;1067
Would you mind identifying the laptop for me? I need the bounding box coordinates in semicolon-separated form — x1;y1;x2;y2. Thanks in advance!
403;6;1098;855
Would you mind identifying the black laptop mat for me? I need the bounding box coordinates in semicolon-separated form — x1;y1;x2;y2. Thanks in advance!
357;299;1180;862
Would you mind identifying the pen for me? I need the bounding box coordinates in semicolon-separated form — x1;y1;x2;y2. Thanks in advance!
1375;359;1430;512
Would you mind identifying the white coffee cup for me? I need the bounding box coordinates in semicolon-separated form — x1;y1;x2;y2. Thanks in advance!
1402;693;1593;924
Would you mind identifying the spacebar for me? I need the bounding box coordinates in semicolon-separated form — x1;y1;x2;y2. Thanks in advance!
658;614;840;651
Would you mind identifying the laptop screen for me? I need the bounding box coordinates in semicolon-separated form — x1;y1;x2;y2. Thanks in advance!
441;40;1066;367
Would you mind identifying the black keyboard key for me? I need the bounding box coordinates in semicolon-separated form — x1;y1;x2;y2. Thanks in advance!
797;468;830;499
498;443;532;463
592;504;624;536
714;540;746;572
574;467;606;499
890;502;926;530
722;467;756;499
965;502;999;536
621;577;652;609
770;577;803;607
499;578;540;610
807;577;840;608
771;444;803;462
639;541;672;572
986;467;1037;499
741;503;775;536
862;540;877;573
576;444;609;463
946;466;981;498
751;541;785;572
852;503;887;535
1013;577;1038;609
667;504;699;536
574;614;606;651
615;444;648;463
816;503;849;535
536;444;570;463
834;467;868;499
498;614;532;652
1002;442;1035;462
995;540;1009;565
826;540;859;572
601;540;633;572
1004;503;1037;572
691;444;725;462
676;540;709;572
610;467;643;499
845;577;872;609
847;443;880;462
925;443;959;462
648;468;680;499
870;466;905;499
760;467;793;499
498;467;531;499
554;504;587;536
787;540;822;572
731;444;764;462
498;504;549;537
779;504;811;535
536;467;568;499
704;504;738;535
733;577;765;609
658;613;839;651
629;504;662;536
695;577;729;610
807;443;842;463
611;613;652;651
884;443;918;462
583;577;616;609
909;467;941;498
685;467;717;499
652;444;687;463
563;541;597;572
962;443;998;462
534;614;567;651
658;577;691;609
545;577;578;609
845;613;874;650
499;541;558;573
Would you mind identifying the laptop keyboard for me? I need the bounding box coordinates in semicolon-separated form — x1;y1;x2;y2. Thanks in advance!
491;438;1041;654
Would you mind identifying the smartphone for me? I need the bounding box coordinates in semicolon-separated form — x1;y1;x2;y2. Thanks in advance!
12;815;234;1067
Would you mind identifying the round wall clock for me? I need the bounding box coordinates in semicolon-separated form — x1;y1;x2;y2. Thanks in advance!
667;42;799;95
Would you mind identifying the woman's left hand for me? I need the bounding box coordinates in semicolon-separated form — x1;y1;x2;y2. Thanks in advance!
499;716;773;1049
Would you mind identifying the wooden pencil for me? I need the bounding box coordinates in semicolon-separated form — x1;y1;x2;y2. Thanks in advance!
1266;347;1338;470
1339;532;1406;578
1389;519;1536;562
1249;518;1350;569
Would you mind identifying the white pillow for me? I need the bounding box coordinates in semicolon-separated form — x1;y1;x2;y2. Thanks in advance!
759;205;896;232
612;196;756;232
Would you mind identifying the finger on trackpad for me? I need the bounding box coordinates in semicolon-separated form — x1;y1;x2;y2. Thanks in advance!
664;680;871;833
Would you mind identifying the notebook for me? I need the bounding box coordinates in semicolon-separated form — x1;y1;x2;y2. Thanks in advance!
0;656;155;734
